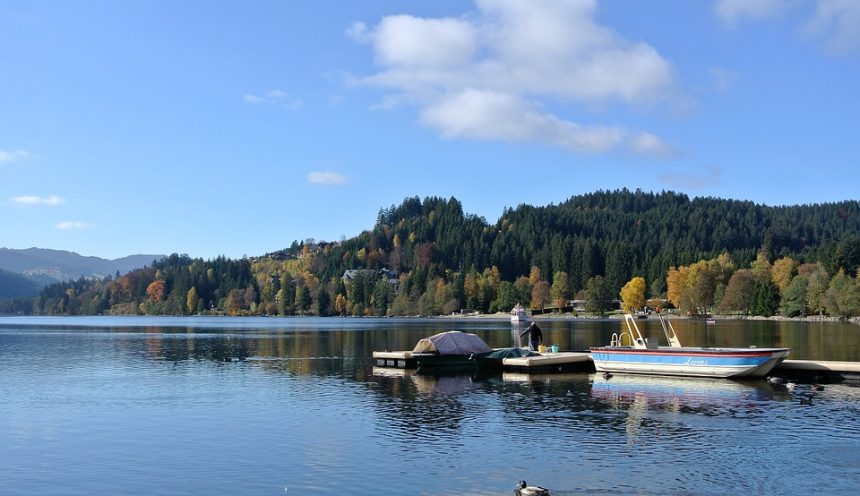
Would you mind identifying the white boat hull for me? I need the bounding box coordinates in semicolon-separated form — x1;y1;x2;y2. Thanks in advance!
590;347;790;378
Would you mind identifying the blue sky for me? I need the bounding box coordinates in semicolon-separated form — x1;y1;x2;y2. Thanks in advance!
1;0;858;260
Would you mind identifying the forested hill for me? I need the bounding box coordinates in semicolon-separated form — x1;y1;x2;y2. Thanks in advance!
4;189;860;317
320;190;858;289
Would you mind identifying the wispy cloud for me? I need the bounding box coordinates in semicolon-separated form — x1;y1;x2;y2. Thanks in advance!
307;171;347;186
10;195;64;206
714;0;787;26
0;149;31;164
805;0;860;54
715;0;860;54
244;89;302;110
659;165;722;190
55;221;93;230
629;132;679;158
348;0;679;156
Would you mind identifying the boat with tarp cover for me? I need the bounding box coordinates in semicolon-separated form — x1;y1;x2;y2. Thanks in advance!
411;330;492;372
590;314;790;378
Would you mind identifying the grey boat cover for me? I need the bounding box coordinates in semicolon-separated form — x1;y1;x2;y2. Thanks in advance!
480;347;538;359
412;331;492;355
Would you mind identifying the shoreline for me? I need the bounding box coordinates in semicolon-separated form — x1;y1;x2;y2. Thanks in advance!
439;311;860;326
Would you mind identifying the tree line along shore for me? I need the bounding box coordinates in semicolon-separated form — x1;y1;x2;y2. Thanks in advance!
2;190;859;320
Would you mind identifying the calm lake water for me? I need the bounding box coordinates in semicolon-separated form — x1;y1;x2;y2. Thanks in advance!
1;316;859;495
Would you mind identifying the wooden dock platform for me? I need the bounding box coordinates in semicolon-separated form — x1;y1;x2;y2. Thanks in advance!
372;351;416;369
774;359;860;382
372;350;860;382
502;352;593;373
372;349;593;373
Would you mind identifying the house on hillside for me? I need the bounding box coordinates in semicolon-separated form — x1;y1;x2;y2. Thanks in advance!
341;268;400;289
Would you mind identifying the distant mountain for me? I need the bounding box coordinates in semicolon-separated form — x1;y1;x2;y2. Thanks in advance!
0;247;164;286
0;268;41;298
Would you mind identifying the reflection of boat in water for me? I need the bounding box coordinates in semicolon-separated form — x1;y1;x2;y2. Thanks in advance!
590;373;776;445
411;330;491;373
590;314;790;378
510;303;528;323
591;373;774;405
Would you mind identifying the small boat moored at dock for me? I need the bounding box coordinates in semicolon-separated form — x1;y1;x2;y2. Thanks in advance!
410;330;492;372
590;314;790;379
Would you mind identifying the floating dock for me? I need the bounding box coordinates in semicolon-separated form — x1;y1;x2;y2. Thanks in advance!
373;351;416;369
373;350;860;382
372;349;592;373
500;352;592;373
774;359;860;382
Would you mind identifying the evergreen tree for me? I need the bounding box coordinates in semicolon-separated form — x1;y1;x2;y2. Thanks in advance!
585;275;613;316
751;280;780;317
781;276;808;317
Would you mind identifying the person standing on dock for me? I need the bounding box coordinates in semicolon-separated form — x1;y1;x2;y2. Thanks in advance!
521;322;543;351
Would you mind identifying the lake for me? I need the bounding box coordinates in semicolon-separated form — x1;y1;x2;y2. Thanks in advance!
1;316;859;495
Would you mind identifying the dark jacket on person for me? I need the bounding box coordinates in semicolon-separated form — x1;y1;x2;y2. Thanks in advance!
520;322;543;345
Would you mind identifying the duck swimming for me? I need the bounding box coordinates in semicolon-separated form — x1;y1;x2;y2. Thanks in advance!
515;480;550;496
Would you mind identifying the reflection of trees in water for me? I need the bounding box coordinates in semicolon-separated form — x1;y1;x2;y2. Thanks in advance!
130;327;435;366
365;372;472;443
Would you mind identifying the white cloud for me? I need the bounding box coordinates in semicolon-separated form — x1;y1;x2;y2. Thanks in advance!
0;149;30;164
715;0;860;53
10;195;64;206
345;21;370;43
714;0;787;26
372;15;477;69
349;0;677;156
307;171;347;186
244;89;302;110
629;132;679;158
422;90;624;152
659;166;721;190
805;0;860;54
55;221;93;230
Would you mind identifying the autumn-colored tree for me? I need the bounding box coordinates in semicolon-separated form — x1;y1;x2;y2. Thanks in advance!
719;269;755;314
687;261;716;315
225;288;246;315
513;276;532;307
771;257;798;295
666;266;690;308
531;280;551;312
824;269;860;318
619;276;646;313
804;263;830;316
528;266;542;286
146;279;165;303
551;271;570;311
186;287;199;314
713;252;736;285
335;293;348;315
464;271;478;310
750;251;773;283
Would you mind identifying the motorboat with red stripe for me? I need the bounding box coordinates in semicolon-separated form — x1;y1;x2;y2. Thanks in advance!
590;314;789;378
